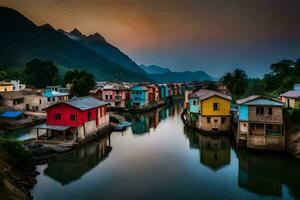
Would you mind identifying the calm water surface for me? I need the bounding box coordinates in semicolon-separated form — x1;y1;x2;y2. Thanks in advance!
16;100;300;199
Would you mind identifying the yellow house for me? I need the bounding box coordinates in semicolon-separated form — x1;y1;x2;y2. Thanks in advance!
0;81;14;92
189;89;231;132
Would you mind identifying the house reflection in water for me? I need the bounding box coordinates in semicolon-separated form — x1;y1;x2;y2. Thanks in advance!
199;135;230;171
184;127;230;171
238;150;283;197
44;135;112;185
237;150;300;199
130;114;150;134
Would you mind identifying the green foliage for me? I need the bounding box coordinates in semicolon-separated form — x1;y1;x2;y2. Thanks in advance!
244;58;300;99
64;70;96;97
0;67;23;81
221;69;248;98
24;59;60;88
0;137;33;171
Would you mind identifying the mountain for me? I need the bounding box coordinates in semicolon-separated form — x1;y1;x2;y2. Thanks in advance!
0;6;149;81
140;64;213;82
61;28;145;73
139;64;171;74
150;71;214;83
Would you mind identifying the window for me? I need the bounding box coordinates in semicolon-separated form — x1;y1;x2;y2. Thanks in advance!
268;107;272;115
55;114;61;120
193;100;197;105
256;107;264;115
52;97;55;102
48;97;51;102
70;114;77;121
88;111;92;121
207;117;211;123
105;95;108;99
214;119;218;123
13;98;24;105
110;95;112;99
221;117;225;124
213;103;219;111
39;99;42;104
116;91;120;94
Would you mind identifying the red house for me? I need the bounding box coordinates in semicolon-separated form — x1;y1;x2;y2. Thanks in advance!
35;96;109;143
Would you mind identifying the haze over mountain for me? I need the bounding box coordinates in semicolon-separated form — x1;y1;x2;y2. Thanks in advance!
140;64;171;74
60;28;145;73
0;6;149;81
140;64;214;83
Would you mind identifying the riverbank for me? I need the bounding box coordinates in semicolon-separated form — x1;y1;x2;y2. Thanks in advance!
0;137;38;200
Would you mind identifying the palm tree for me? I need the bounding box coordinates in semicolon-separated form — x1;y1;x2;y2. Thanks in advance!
221;69;248;97
232;69;248;96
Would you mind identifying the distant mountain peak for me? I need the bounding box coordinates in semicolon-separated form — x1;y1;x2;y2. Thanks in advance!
70;28;85;38
87;33;106;43
39;23;55;30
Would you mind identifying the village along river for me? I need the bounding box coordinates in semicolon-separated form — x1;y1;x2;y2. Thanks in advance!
6;100;300;199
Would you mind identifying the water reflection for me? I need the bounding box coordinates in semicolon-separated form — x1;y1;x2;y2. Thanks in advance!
125;100;184;135
44;134;111;185
29;100;300;200
184;127;230;171
237;150;300;199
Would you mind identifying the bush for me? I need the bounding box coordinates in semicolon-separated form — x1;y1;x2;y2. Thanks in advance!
291;109;300;123
0;137;34;171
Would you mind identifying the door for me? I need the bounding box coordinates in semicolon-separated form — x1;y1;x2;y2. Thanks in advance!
211;117;220;132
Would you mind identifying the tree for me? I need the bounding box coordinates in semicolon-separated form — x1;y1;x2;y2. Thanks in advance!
0;70;7;80
221;69;248;97
64;70;95;97
24;59;59;88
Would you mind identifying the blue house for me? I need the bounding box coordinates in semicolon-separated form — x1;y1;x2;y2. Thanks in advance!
131;85;149;108
43;86;70;103
158;84;169;99
236;95;285;150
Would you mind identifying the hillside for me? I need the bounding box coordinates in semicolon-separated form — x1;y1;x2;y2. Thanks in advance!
61;28;146;74
151;71;213;83
0;6;149;81
140;64;171;74
140;64;213;82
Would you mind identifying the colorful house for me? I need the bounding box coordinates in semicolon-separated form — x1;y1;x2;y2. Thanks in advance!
184;85;195;109
168;83;174;96
236;95;285;150
89;88;103;100
188;89;231;132
35;97;109;143
0;81;14;92
131;85;149;108
158;84;169;99
279;84;300;109
43;86;69;103
10;80;26;91
147;84;160;102
102;83;130;108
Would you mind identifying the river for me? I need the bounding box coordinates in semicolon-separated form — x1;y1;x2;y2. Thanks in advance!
7;100;300;199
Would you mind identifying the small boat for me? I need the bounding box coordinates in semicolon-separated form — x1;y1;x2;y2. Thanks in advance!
114;121;133;131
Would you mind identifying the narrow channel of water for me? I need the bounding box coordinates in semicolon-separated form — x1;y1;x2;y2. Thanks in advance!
7;100;300;199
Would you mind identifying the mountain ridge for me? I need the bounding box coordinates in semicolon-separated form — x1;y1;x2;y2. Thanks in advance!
0;6;149;81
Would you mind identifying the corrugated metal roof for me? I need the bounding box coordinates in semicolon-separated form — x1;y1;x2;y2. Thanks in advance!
35;123;71;131
64;96;108;110
244;99;284;106
0;111;23;118
191;89;231;101
237;95;283;106
236;95;260;104
280;90;300;98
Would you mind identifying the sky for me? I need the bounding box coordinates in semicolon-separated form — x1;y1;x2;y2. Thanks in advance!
1;0;300;77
